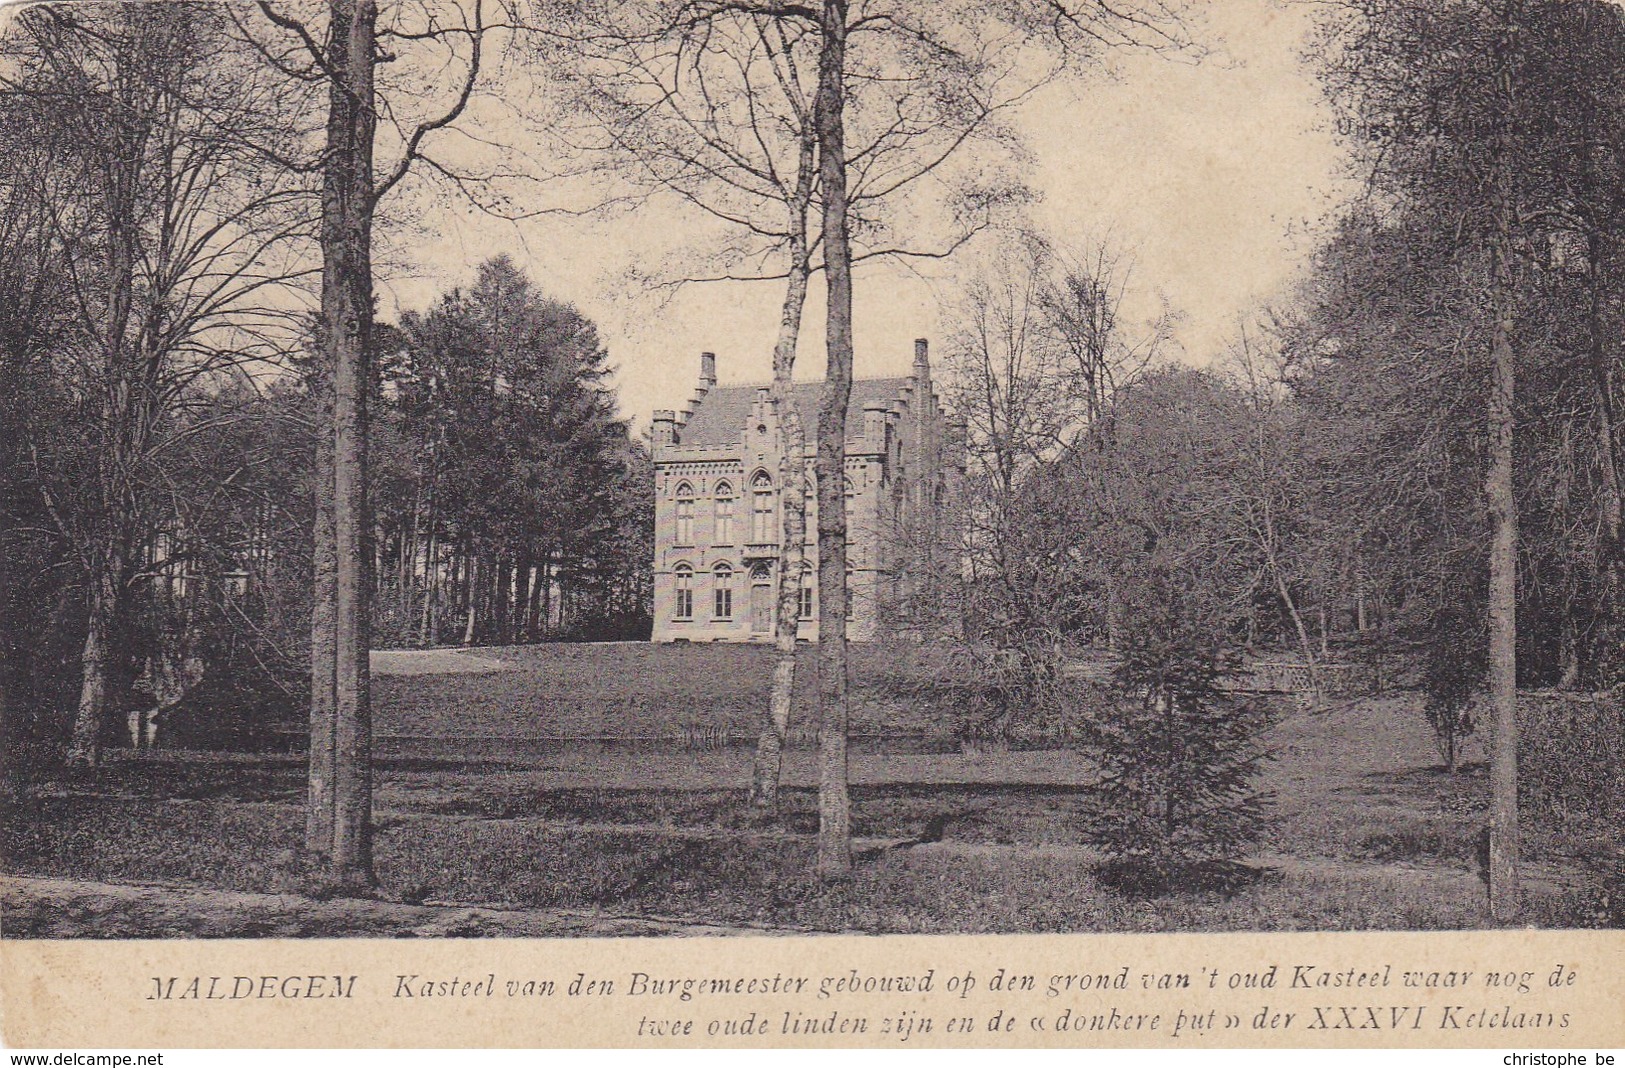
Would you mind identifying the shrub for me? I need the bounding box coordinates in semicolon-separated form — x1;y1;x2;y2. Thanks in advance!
869;638;1104;746
1519;692;1625;832
1422;604;1483;772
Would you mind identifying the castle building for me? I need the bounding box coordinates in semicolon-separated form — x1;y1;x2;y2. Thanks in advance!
651;339;963;642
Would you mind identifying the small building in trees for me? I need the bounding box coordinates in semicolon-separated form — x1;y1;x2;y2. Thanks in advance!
651;340;964;642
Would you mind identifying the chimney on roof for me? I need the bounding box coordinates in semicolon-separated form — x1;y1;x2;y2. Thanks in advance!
913;337;929;370
700;351;717;388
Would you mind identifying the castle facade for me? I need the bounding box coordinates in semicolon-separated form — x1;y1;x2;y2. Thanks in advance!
650;340;962;642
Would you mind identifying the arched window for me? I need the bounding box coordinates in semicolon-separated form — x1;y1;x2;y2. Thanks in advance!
797;563;815;620
675;481;695;546
801;475;817;538
713;480;735;545
713;562;734;620
673;564;694;620
750;471;775;542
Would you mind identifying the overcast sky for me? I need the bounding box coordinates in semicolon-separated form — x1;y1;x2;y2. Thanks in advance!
377;0;1354;432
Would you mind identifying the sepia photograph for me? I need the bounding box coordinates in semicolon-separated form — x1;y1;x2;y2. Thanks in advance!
1;0;1622;1037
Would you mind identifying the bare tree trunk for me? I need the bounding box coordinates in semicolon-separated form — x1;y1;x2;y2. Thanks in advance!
463;547;479;645
750;133;815;816
401;480;420;622
418;448;439;644
516;557;533;643
307;367;337;862
541;550;554;638
66;99;144;768
505;559;515;643
322;0;378;891
813;0;853;881
420;532;437;644
1260;511;1320;705
67;567;118;765
1486;0;1520;922
527;556;544;640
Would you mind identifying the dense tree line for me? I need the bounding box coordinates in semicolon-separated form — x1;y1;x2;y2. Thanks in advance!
955;0;1625;681
1298;0;1625;916
374;256;650;647
942;0;1625;906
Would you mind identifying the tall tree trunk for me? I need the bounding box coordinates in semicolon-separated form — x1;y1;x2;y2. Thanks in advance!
517;557;533;643
66;97;144;768
1585;231;1622;637
307;364;337;862
67;565;119;765
418;447;440;644
527;555;544;640
750;131;816;816
401;481;419;623
541;550;554;638
813;0;853;881
1486;0;1520;923
320;0;378;891
463;547;479;645
420;530;437;645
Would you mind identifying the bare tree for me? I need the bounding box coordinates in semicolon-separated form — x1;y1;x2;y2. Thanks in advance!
551;0;1044;821
796;0;1194;874
1483;0;1522;922
550;2;823;815
945;230;1172;653
1;2;318;768
244;0;497;891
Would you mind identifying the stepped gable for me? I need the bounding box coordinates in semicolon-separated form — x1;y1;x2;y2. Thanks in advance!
678;378;912;447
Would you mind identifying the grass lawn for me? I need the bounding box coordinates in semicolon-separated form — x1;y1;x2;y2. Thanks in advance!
371;641;962;740
4;644;1619;936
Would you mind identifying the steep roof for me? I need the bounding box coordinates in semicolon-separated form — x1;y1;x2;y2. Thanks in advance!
679;377;914;447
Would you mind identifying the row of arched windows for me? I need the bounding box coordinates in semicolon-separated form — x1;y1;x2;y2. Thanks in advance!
674;472;778;546
671;561;827;622
673;471;860;547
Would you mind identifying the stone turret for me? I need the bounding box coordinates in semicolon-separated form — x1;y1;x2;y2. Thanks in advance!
863;402;889;447
652;410;678;448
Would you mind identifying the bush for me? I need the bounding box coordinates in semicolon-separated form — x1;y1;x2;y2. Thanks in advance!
1422;603;1484;772
1519;691;1625;831
869;638;1103;746
1085;639;1275;889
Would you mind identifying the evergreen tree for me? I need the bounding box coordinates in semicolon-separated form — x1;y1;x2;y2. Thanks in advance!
1086;549;1276;890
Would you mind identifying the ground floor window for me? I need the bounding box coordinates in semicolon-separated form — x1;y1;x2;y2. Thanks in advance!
674;565;693;619
713;562;734;619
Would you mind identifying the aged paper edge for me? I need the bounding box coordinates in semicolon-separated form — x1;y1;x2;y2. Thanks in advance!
2;929;1621;1049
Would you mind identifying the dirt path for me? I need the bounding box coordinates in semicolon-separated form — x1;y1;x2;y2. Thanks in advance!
0;874;801;939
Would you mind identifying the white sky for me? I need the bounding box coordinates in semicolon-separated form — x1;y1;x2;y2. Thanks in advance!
375;0;1354;432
